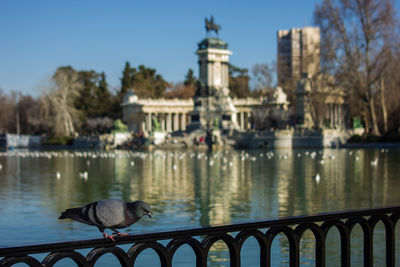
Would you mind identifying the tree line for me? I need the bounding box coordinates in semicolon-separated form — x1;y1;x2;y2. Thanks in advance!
0;61;271;137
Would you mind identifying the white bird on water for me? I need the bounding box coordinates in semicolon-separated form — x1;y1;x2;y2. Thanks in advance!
313;173;321;184
56;172;61;180
370;158;378;166
79;171;88;180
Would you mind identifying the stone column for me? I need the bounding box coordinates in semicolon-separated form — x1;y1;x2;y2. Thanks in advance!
247;112;252;129
167;113;172;132
334;105;338;129
173;113;179;131
161;113;165;132
240;112;244;130
180;113;186;130
147;112;152;132
335;104;339;129
141;121;146;132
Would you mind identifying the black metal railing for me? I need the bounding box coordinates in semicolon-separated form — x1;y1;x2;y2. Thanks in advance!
1;206;399;267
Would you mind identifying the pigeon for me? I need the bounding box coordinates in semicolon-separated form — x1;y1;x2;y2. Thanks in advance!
59;199;151;241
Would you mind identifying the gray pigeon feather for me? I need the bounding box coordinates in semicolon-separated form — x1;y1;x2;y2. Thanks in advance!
59;199;151;240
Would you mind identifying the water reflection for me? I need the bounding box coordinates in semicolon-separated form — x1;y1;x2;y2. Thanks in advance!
0;148;399;266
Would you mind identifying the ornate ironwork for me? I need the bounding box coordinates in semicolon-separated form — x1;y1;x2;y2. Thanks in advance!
1;206;399;266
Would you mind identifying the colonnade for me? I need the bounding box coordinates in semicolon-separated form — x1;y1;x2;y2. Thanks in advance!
236;111;252;130
328;103;345;129
140;111;254;133
141;112;189;133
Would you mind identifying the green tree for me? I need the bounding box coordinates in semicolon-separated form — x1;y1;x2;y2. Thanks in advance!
164;68;197;99
75;70;98;119
184;68;196;87
118;62;168;99
96;72;112;117
133;65;167;98
111;61;136;120
229;64;250;98
74;70;113;120
119;61;135;101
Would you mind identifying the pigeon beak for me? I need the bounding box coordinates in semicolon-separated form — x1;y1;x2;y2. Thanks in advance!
147;212;152;218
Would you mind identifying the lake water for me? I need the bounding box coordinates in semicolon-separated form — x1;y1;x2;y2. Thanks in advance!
0;148;400;266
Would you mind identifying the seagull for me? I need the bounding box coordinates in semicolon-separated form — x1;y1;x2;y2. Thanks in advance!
59;199;151;241
370;158;378;167
79;171;88;180
56;172;61;180
313;173;321;184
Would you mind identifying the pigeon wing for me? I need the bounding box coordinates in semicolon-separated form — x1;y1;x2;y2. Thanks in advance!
93;199;126;228
59;199;128;229
59;206;94;226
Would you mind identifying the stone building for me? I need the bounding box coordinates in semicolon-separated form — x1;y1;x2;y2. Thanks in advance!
277;27;320;86
122;23;347;139
187;37;238;132
122;29;284;135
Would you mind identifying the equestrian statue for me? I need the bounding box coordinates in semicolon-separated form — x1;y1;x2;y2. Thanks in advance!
205;16;221;37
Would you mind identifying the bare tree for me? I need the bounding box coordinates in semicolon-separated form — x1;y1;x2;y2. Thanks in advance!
314;0;399;135
0;90;16;133
40;67;82;136
252;62;276;91
163;82;196;99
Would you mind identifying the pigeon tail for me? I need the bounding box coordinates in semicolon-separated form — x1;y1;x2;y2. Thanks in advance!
59;207;90;225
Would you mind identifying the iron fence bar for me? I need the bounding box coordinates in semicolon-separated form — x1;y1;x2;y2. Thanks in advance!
0;206;399;267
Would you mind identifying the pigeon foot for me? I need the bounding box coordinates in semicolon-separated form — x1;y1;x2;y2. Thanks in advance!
102;232;116;241
112;230;129;237
114;232;128;237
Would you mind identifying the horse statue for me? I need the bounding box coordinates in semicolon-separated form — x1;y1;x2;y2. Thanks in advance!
205;16;221;36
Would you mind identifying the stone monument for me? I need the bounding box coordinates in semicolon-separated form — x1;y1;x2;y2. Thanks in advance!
187;16;238;133
295;73;314;129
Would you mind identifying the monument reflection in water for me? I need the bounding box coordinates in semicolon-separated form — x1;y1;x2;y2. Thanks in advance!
0;148;399;266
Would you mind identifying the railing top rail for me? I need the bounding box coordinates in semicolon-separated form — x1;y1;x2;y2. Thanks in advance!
1;206;399;257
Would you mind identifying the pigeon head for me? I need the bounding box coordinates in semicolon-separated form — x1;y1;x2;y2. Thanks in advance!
129;201;151;219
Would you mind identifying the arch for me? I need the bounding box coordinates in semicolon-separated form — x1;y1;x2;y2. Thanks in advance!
368;214;396;266
86;246;130;266
0;256;42;267
346;217;371;233
345;217;373;266
166;237;206;266
235;229;267;248
368;214;394;231
390;212;400;225
235;230;268;267
42;251;87;267
201;233;240;266
321;220;351;266
128;242;171;267
265;226;300;267
295;223;325;266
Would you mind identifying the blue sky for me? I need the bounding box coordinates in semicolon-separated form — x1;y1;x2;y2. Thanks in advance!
1;0;399;96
